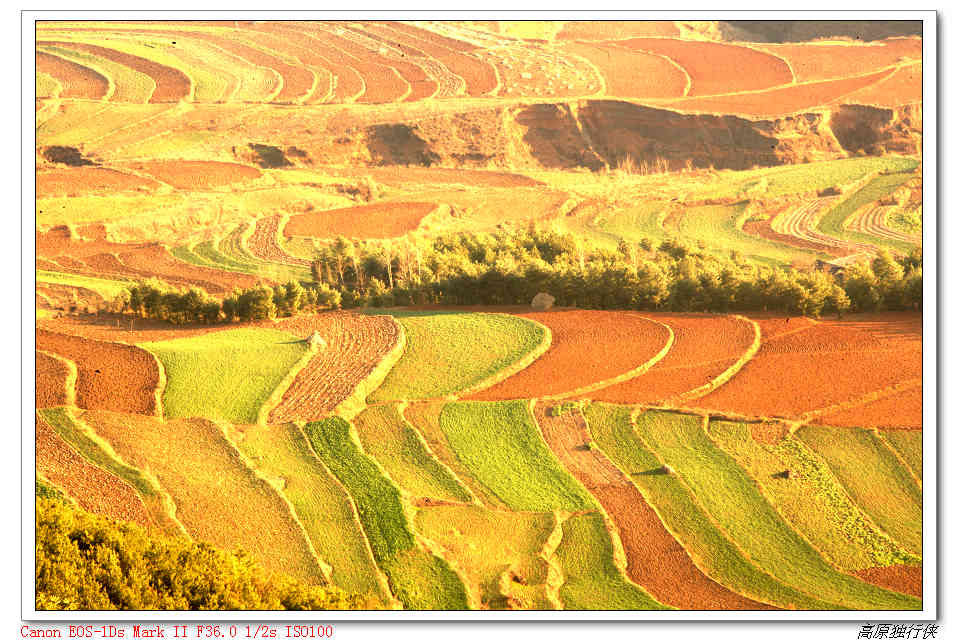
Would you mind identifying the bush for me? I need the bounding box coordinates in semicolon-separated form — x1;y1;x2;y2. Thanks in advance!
35;497;365;610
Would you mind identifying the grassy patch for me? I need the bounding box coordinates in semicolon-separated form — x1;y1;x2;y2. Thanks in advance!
37;407;182;537
353;404;473;503
36;270;131;300
880;430;923;481
594;201;670;247
583;402;835;610
439;401;597;512
635;410;919;609
817;173;919;253
888;209;922;235
798;425;922;558
707;420;917;572
142;328;308;424
368;311;548;401
304;417;470;609
555;512;669;610
415;505;557;609
230;422;392;606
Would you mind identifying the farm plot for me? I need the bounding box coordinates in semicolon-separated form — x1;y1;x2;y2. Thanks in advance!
838;62;921;107
268;312;402;423
589;314;755;406
37;167;159;199
415;505;557;609
846;203;920;247
38;407;182;536
36;329;160;416
798;425;922;557
557;21;680;40
817;172;921;254
535;402;766;610
37;72;62;99
285;202;436;240
555;512;669;610
83;410;325;583
122;160;262;190
141;327;308;424
248;215;312;267
467;310;672;400
634;409;919;610
855;565;922;599
402;401;508;510
332;25;439;101
313;166;542;189
119;244;262;294
663;68;894;118
690;316;922;424
38;42;156;103
42;40;191;103
706;419;917;572
36;350;73;408
562;43;687;99
228;422;392;606
36;51;110;100
880;429;923;480
352;404;473;503
663;203;823;266
36;413;152;527
304;417;471;609
759;40;921;82
368;311;548;402
587;201;671;248
767;198;866;257
588;404;836;610
218;225;313;283
438;400;597;512
616;38;791;96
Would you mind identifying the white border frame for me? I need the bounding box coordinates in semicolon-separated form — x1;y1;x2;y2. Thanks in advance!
21;9;938;623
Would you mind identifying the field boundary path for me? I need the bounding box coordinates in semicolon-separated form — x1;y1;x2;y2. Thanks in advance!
669;315;762;404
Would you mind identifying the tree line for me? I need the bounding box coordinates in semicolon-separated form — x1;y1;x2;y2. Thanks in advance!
309;229;922;316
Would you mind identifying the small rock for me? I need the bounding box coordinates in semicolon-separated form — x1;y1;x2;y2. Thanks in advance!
531;292;555;310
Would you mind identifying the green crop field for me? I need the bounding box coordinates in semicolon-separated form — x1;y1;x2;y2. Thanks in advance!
555;512;670;610
142;328;308;424
634;410;919;609
817;172;919;253
368;311;548;401
707;420;916;572
881;429;923;481
415;504;557;609
352;404;473;503
593;201;671;247
304;417;471;609
583;403;837;610
37;270;132;300
798;425;923;557
230;422;393;606
439;400;597;512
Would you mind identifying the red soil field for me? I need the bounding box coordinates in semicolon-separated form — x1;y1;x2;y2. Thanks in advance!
285;202;435;239
557;21;680;41
36;350;72;408
36;413;152;527
36;51;110;100
268;312;401;423
250;23;364;102
689;315;922;421
815;385;922;430
838;62;921;107
38;314;238;345
37;166;159;198
122;160;261;190
466;310;671;400
664;67;894;118
588;314;755;405
39;41;190;103
385;22;477;53
369;22;498;97
292;26;409;103
118;244;262;294
316;166;542;188
228;28;333;104
855;564;922;598
759;39;922;82
563;43;687;99
616;38;792;96
534;402;769;610
36;329;160;416
248;215;312;266
82;410;325;583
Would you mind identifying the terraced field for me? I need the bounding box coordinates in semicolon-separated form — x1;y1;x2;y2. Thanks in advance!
34;19;925;613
